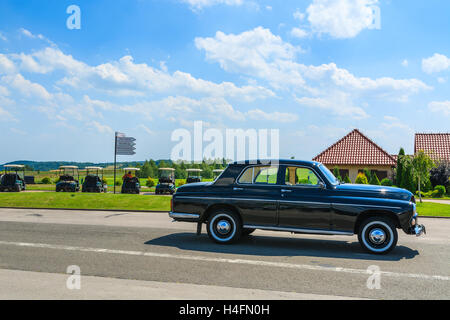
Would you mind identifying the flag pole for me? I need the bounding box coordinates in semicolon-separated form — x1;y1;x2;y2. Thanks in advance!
114;132;117;194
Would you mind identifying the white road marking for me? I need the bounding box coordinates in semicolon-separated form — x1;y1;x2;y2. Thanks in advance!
1;240;449;281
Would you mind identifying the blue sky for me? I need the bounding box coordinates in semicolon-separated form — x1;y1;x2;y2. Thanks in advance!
0;0;449;164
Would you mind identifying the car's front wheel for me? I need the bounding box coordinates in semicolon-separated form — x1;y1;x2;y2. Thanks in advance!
207;210;242;244
358;217;398;254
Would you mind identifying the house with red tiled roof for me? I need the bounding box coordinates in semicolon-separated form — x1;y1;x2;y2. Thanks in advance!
415;133;450;162
313;129;397;182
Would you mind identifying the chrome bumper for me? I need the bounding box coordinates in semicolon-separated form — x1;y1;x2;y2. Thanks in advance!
169;212;200;219
411;213;426;237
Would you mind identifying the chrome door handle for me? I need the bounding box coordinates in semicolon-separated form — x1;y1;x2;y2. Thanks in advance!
281;189;292;193
233;187;244;191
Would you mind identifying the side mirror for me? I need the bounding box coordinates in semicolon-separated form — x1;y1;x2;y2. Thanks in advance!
318;182;326;190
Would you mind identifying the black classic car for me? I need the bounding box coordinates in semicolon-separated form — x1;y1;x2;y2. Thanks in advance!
169;160;426;254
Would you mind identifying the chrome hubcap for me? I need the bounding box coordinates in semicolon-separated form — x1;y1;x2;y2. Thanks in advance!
216;220;231;235
369;228;386;244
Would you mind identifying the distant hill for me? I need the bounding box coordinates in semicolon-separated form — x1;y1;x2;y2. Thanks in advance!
0;161;147;172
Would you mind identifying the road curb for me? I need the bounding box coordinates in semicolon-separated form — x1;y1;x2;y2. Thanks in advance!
0;206;448;218
0;207;168;213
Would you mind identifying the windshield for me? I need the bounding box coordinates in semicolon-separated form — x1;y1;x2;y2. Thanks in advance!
319;164;339;185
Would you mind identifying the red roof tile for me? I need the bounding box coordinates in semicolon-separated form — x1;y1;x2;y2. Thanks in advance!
313;129;396;166
415;133;450;162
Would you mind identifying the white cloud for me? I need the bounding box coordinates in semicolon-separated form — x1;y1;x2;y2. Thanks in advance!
293;10;306;21
181;0;243;10
306;0;379;39
0;32;7;41
401;59;408;67
422;53;450;74
0;54;16;74
428;101;450;116
0;106;13;119
295;92;369;119
1;73;52;100
246;109;299;123
90;121;113;134
291;27;309;39
13;47;273;102
196;27;431;101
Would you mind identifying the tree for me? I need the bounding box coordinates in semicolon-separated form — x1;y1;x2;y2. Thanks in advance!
396;148;405;187
333;167;342;182
363;168;372;182
344;175;352;184
430;161;450;189
411;150;436;203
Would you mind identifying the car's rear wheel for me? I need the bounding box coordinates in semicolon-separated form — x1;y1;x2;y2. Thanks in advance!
207;210;242;244
358;216;398;254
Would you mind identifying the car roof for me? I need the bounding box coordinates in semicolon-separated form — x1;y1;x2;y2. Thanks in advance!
186;169;202;172
85;166;103;170
59;166;79;169
159;168;175;171
229;159;322;167
123;167;140;171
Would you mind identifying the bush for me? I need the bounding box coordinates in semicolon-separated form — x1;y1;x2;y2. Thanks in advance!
355;173;368;184
380;178;393;186
176;179;186;187
146;178;156;188
41;177;52;184
434;185;446;198
343;175;352;184
369;173;381;185
114;180;122;186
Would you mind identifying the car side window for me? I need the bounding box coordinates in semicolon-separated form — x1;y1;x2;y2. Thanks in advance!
285;167;320;186
238;166;278;185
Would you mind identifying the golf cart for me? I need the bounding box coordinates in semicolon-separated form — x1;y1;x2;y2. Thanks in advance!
186;168;202;184
121;168;141;194
56;166;80;192
82;167;107;193
0;165;26;192
213;169;224;180
155;168;176;195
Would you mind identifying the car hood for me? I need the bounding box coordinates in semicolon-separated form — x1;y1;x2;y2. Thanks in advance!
334;184;413;201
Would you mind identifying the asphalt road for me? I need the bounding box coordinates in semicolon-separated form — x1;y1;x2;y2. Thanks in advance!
0;208;449;300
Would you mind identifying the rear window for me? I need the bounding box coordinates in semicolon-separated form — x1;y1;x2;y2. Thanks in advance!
238;166;278;185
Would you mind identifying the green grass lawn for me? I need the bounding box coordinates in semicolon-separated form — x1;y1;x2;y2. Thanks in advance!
417;202;450;217
0;192;170;211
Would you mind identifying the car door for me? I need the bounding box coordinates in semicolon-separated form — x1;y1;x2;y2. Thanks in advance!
232;165;280;226
277;165;332;230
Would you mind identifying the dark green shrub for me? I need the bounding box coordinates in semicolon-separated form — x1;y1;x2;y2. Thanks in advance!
369;173;381;185
114;180;122;186
381;178;393;186
333;167;342;182
41;177;52;184
434;185;446;198
343;175;352;184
